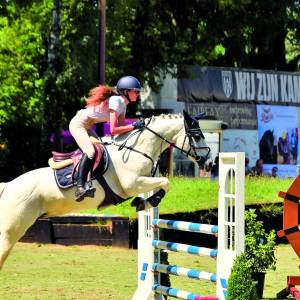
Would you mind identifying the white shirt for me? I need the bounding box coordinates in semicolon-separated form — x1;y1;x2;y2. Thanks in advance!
77;96;127;125
108;96;127;116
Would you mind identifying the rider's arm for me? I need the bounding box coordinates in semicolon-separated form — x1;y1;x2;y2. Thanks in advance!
109;110;133;136
118;114;126;126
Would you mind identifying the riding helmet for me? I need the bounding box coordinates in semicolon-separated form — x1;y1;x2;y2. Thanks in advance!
116;76;141;91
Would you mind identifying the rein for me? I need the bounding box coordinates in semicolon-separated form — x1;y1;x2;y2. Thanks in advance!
99;132;154;164
144;125;210;164
105;119;157;175
118;132;155;166
111;118;210;173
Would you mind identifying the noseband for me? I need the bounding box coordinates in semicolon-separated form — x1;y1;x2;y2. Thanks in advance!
183;126;211;167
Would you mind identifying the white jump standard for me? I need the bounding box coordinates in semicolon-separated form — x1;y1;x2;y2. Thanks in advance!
132;152;245;300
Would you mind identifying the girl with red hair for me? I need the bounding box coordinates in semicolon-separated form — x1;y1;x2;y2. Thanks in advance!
69;76;145;201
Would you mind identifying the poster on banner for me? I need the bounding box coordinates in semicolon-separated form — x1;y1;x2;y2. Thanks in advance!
257;105;298;177
222;130;259;167
297;107;300;166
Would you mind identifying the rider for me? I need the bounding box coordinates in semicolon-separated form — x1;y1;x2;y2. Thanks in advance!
69;76;145;201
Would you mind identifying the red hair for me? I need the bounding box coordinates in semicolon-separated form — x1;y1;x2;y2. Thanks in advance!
85;85;116;107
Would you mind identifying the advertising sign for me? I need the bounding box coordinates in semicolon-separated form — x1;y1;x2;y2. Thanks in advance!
178;66;300;105
257;105;298;177
222;130;259;167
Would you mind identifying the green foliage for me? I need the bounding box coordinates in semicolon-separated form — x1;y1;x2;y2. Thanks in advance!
227;253;258;300
286;1;300;68
58;0;99;115
0;1;51;126
228;209;277;299
245;209;277;273
0;1;53;176
1;0;300;178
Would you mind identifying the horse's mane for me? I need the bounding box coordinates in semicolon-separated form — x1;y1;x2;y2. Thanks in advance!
144;113;183;124
109;113;183;143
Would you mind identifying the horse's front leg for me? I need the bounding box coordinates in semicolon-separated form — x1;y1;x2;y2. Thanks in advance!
127;176;170;212
131;189;166;211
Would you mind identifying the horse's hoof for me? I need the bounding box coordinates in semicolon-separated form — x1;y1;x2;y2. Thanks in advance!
148;197;162;207
135;200;146;212
131;197;144;207
130;197;146;212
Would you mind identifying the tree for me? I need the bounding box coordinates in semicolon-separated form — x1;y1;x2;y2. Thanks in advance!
1;0;300;178
0;1;52;178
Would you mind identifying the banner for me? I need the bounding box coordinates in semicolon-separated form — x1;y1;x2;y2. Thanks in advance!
185;102;257;129
178;66;300;105
257;105;298;177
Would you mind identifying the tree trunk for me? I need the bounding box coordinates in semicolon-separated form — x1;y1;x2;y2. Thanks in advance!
41;0;62;163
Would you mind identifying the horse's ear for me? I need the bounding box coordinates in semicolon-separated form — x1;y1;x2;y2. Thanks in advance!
193;112;205;120
183;110;200;129
183;110;194;126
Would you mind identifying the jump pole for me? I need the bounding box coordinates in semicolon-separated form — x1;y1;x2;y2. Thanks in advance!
132;152;245;300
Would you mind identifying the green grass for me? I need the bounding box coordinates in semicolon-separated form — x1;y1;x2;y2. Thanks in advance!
42;175;293;299
1;243;137;300
83;176;293;218
1;242;298;299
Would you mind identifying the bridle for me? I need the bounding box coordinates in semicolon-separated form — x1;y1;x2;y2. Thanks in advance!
142;123;210;167
183;122;211;166
115;117;211;172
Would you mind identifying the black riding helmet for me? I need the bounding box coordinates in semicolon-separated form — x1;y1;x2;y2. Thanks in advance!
116;76;141;102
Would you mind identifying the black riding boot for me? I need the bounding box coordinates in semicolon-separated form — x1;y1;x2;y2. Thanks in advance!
75;154;95;201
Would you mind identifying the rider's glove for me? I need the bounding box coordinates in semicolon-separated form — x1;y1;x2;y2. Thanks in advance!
132;119;145;129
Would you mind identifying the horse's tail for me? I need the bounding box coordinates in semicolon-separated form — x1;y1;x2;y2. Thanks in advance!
0;182;6;198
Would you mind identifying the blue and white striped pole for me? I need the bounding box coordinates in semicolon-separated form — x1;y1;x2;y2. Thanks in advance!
152;284;218;300
152;240;218;258
152;263;217;282
152;219;218;235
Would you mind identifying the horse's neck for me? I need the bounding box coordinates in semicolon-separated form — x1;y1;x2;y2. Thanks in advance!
137;119;183;159
139;135;165;159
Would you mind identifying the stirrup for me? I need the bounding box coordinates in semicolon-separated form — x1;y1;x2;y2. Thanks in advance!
75;185;96;202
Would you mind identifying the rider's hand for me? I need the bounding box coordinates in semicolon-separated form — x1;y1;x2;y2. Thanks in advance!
132;119;145;129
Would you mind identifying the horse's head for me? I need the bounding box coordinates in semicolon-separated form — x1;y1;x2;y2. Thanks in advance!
129;112;211;170
177;110;211;168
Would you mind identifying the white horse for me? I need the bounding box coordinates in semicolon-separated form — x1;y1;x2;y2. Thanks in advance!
0;111;210;268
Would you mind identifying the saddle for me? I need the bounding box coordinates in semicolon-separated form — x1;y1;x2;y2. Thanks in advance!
49;143;109;189
48;136;103;170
